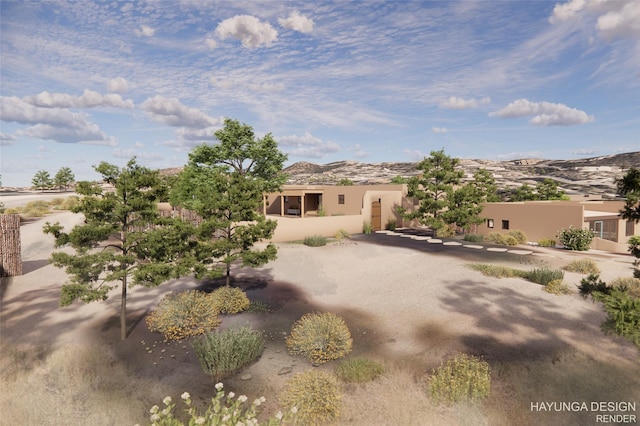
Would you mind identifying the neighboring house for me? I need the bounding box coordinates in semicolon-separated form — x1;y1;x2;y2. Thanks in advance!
477;200;638;254
263;184;406;242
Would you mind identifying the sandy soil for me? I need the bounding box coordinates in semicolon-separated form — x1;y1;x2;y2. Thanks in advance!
1;211;639;425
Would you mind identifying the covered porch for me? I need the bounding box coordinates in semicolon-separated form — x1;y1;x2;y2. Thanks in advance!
263;186;324;218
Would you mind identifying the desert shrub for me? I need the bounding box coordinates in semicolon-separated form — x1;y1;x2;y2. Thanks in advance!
247;299;274;313
563;258;600;275
525;267;564;285
428;353;491;405
304;235;327;247
463;234;483;242
22;200;51;217
317;206;326;217
279;370;342;425
544;279;572;295
487;232;512;246
48;198;65;207
59;195;80;211
468;263;523;278
386;218;397;231
610;277;640;299
509;229;528;244
362;221;373;234
286;312;352;364
145;290;221;340
599;290;640;348
557;226;595;251
4;208;20;215
578;274;610;298
334;229;350;240
437;224;456;238
210;286;250;314
335;357;384;383
538;238;556;247
629;236;640;279
192;327;264;380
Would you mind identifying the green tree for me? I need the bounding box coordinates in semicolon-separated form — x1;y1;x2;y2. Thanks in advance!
536;178;565;200
336;178;354;186
32;170;53;192
616;168;640;223
43;158;194;340
396;149;464;237
170;119;287;286
509;183;537;201
390;175;408;184
54;166;75;192
448;169;498;231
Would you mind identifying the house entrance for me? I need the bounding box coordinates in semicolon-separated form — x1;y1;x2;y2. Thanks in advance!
371;201;382;231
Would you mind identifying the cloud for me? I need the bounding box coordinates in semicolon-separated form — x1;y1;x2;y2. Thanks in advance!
353;144;368;159
549;0;587;24
136;25;155;37
205;37;217;49
215;15;278;48
431;127;448;134
107;77;130;93
278;132;341;158
550;0;640;40
0;95;118;145
403;149;426;161
24;90;134;109
489;98;594;126
278;10;314;33
571;149;597;156
113;148;163;161
0;132;17;146
140;96;220;128
440;96;491;109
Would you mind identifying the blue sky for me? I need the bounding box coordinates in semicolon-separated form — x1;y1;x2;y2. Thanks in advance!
1;0;639;187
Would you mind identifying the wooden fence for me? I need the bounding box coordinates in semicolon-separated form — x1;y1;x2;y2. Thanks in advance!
0;214;22;277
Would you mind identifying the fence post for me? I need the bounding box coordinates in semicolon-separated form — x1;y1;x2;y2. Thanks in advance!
0;214;22;277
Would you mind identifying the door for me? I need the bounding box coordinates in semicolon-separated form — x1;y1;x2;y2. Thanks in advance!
593;221;603;238
371;201;382;231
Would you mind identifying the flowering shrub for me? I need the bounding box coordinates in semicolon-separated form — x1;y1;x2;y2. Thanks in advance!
543;279;572;295
428;353;491;405
335;357;384;383
279;370;342;425
210;286;250;314
142;383;297;426
557;226;595;251
286;312;352;364
145;290;221;340
563;258;600;275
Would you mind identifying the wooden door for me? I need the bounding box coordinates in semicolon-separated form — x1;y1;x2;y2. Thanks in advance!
371;201;382;231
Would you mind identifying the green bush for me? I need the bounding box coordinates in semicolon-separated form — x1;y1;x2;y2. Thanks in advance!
468;263;524;278
563;258;600;275
538;238;556;247
210;286;250;314
145;290;221;340
335;357;384;383
487;230;528;246
22;200;51;217
509;229;528;244
524;267;564;285
428;353;491;405
600;290;640;347
192;327;264;380
386;218;397;231
362;221;373;234
303;235;327;247
610;277;640;299
544;279;572;295
286;312;353;364
59;195;80;211
463;234;483;242
334;229;350;240
279;370;342;425
557;226;595;251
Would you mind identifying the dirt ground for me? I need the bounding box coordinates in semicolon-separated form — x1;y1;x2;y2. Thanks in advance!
1;211;639;425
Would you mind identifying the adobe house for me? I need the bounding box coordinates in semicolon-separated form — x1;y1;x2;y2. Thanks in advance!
263;184;406;242
477;200;638;254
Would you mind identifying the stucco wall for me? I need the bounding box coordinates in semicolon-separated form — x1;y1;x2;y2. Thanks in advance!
268;214;365;242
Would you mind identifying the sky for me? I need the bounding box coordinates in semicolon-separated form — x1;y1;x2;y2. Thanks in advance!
1;0;639;187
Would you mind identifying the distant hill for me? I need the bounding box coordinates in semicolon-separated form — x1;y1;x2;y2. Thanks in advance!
283;151;640;198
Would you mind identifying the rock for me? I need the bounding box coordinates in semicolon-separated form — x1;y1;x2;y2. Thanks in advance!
278;367;293;375
240;373;252;380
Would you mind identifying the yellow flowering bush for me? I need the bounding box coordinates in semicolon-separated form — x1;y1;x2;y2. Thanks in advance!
286;312;352;364
428;353;491;405
145;290;221;340
210;286;250;314
279;370;342;425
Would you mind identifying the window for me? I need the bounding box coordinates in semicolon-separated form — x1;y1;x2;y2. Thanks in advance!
487;219;494;229
627;220;635;237
501;220;509;230
338;194;345;204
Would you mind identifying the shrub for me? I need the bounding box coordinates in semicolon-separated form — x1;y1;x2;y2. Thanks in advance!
437;224;456;238
362;221;373;234
286;312;352;364
303;235;327;247
538;238;556;247
22;200;51;217
544;279;572;295
487;232;515;246
600;290;640;348
145;290;221;340
509;229;528;244
279;370;342;425
468;263;522;278
335;357;384;383
610;277;640;299
428;353;491;405
463;234;483;242
525;267;564;286
578;274;610;298
59;195;80;211
557;226;595;251
386;218;397;231
563;258;600;275
247;299;274;313
334;229;350;240
192;327;264;380
210;286;250;314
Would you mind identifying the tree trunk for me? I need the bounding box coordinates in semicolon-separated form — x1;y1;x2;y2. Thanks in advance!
0;214;22;277
120;274;127;340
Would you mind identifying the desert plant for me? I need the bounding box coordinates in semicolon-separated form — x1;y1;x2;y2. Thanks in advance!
509;229;528;244
578;274;610;298
247;299;274;313
463;234;483;242
610;277;640;299
279;370;342;425
192;327;264;380
362;221;373;234
303;235;327;247
563;258;600;275
487;232;514;246
628;235;640;279
437;224;456;238
386;218;397;231
468;263;523;278
599;289;640;347
286;312;353;364
525;267;564;286
537;238;556;247
210;286;250;314
335;357;384;383
428;353;491;405
145;290;221;340
543;279;572;295
334;229;350;240
557;226;595;251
